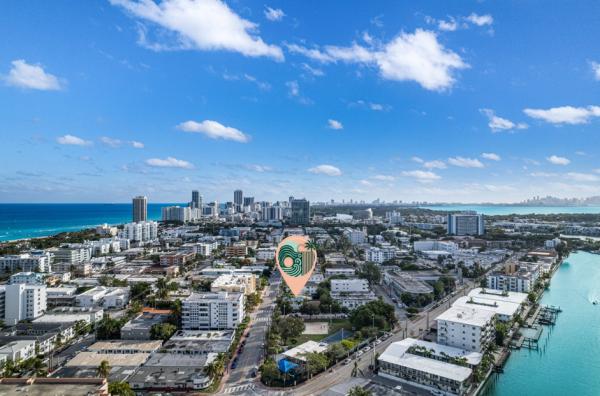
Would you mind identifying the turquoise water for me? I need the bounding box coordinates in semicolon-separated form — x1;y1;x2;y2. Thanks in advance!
485;251;600;396
421;205;600;215
0;203;178;241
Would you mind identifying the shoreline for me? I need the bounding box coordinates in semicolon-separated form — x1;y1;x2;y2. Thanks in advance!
476;252;570;395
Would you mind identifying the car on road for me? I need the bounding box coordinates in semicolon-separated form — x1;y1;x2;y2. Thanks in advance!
374;339;382;345
231;361;238;369
343;358;351;365
356;351;363;357
363;346;371;352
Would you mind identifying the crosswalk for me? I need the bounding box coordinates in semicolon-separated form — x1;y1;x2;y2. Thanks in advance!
222;384;255;394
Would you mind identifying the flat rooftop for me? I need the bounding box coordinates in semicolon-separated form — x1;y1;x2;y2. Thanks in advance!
468;287;528;305
282;341;328;361
88;340;163;353
65;351;150;367
436;306;495;327
453;296;520;318
386;272;434;294
379;340;473;382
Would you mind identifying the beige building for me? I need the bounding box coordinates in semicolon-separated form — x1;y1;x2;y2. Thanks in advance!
211;274;256;295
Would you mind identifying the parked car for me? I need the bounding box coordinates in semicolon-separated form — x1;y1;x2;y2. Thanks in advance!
343;358;351;365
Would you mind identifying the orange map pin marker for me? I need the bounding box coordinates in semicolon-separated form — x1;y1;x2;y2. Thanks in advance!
276;235;318;296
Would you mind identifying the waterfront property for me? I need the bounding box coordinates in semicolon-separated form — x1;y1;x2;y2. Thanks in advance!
378;338;478;395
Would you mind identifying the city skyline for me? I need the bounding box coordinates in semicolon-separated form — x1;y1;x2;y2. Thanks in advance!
3;1;600;203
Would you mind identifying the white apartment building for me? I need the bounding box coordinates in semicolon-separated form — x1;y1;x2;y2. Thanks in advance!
54;246;91;265
75;286;130;309
331;292;377;310
256;247;277;261
436;306;495;352
378;338;478;396
331;278;370;293
123;221;158;242
87;239;122;255
413;240;459;253
0;253;51;273
452;296;521;323
324;266;356;277
343;228;366;245
33;306;104;325
182;292;244;330
366;245;398;263
3;284;47;326
0;340;37;363
9;272;45;285
162;206;202;222
211;274;256;296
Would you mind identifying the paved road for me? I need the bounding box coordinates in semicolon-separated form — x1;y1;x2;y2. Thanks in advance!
48;333;96;372
219;274;280;394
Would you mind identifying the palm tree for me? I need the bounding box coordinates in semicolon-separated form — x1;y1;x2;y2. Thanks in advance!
304;239;319;252
97;359;110;379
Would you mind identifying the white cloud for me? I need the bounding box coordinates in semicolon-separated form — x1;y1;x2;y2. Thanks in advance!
438;18;458;32
401;170;441;183
285;80;312;104
524;105;600;125
57;135;92;146
264;6;285;21
245;164;272;172
481;152;501;161
546;155;571;165
301;63;324;77
100;136;123;148
422;160;446;169
327;119;343;130
308;164;342;176
110;0;283;60
591;61;600;81
146;156;194;169
373;175;395;181
480;109;528;132
4;59;63;90
566;172;599;182
466;13;493;26
448;156;484;168
131;141;145;148
177;120;250;142
360;179;373;186
411;156;424;163
286;80;300;96
530;172;557;178
287;29;468;91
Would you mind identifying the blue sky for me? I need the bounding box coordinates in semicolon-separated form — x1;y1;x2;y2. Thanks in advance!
2;0;600;204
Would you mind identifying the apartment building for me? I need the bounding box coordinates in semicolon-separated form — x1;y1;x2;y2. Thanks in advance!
436;306;495;352
182;292;244;330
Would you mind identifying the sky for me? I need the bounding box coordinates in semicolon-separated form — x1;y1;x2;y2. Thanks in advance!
2;0;600;204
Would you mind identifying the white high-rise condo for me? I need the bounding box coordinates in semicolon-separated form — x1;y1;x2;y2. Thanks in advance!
132;196;148;222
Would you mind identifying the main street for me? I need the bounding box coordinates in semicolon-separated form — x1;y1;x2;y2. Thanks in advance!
219;273;281;395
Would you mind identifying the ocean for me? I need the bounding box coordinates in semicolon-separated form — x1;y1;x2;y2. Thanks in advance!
0;203;178;242
420;204;600;215
2;203;600;242
483;251;600;395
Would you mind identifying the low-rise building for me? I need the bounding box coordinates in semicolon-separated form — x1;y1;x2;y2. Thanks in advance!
331;278;369;293
121;310;171;340
33;306;104;325
210;274;256;296
436;306;495;352
0;253;51;273
9;272;45;285
75;286;130;309
378;338;476;395
324;266;356;278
